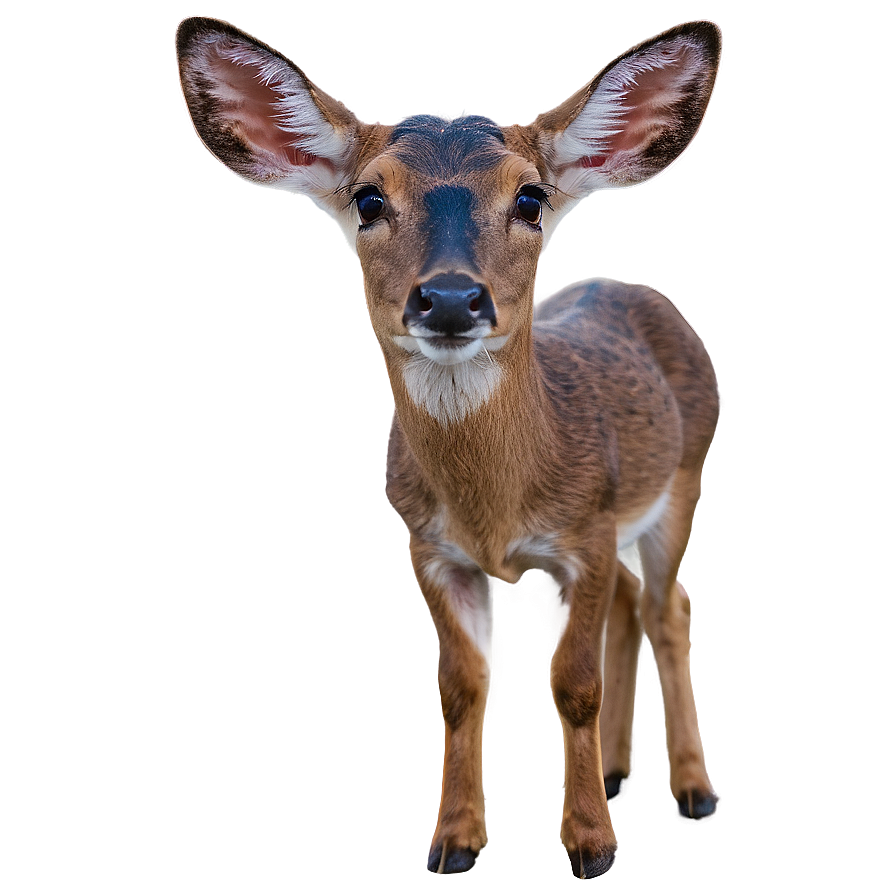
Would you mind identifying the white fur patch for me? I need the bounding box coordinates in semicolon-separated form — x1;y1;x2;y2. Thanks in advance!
392;335;420;354
393;336;507;426
507;533;559;559
421;540;475;587
505;533;580;584
617;489;670;550
422;544;492;661
452;576;492;661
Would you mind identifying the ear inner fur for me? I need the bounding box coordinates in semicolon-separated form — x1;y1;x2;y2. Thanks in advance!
533;22;720;195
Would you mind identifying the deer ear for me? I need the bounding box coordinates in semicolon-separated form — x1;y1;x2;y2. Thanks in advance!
533;22;720;201
176;17;363;215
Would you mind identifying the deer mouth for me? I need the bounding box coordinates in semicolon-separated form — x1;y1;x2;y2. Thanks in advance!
393;332;509;366
400;334;485;365
418;335;484;365
425;335;478;350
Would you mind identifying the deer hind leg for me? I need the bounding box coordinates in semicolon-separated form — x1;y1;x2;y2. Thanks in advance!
551;535;618;878
599;561;643;799
638;467;717;818
409;537;491;874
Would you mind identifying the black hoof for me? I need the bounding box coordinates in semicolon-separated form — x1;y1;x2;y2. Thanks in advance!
427;844;478;874
604;772;626;800
567;847;616;879
677;789;718;819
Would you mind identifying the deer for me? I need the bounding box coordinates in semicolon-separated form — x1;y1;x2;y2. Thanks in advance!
176;17;722;878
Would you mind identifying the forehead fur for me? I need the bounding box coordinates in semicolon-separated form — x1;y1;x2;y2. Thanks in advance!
387;115;506;178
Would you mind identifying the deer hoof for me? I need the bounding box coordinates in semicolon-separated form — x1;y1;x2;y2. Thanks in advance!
677;788;718;819
603;771;626;799
427;844;478;874
567;846;616;879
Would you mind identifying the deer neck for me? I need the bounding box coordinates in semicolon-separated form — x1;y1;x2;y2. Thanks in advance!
384;324;557;563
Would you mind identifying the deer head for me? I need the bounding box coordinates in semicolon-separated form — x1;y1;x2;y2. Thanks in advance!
177;19;720;424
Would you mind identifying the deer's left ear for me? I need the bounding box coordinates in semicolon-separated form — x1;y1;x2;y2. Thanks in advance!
176;17;368;219
532;22;720;203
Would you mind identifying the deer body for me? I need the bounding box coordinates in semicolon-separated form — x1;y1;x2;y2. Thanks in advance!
177;18;721;878
387;278;711;586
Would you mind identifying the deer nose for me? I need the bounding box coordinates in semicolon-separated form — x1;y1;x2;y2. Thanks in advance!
403;273;497;335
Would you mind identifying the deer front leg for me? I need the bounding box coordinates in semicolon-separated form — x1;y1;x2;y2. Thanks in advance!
551;542;618;878
410;537;491;874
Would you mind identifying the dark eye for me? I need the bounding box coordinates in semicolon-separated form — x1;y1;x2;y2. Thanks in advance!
355;186;385;225
515;190;543;226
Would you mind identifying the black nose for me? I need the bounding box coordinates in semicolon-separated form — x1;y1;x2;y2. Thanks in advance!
403;273;496;335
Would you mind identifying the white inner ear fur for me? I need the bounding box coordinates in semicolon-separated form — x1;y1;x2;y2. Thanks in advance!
550;34;710;197
189;33;353;201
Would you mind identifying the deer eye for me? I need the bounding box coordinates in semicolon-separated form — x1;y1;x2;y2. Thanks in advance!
515;188;546;226
354;186;386;225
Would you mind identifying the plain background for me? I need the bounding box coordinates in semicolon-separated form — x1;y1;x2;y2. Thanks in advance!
2;1;893;893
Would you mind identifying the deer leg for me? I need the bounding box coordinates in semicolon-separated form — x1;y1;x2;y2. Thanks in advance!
551;539;617;878
638;468;717;818
410;538;491;874
599;561;642;799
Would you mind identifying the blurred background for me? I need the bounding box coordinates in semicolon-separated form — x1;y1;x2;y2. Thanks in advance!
2;2;893;892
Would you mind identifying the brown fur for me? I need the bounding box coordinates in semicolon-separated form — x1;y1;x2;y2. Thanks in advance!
176;17;723;878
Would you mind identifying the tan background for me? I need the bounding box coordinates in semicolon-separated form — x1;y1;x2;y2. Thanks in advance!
2;2;891;892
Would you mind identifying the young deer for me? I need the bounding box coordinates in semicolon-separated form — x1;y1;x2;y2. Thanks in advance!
177;18;721;878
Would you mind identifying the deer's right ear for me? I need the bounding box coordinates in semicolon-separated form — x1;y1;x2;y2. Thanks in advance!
176;18;365;219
